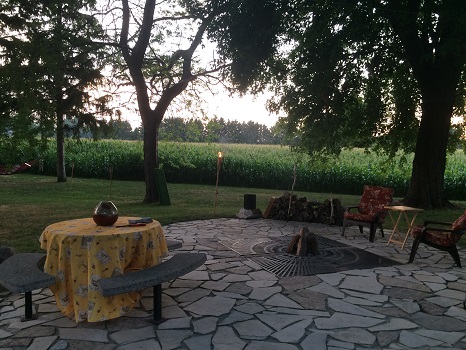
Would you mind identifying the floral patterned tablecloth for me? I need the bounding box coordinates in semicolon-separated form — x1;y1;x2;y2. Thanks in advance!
39;217;168;322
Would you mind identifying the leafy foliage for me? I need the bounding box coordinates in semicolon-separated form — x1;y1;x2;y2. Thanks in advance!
268;1;429;155
260;0;466;207
0;0;112;179
207;0;287;92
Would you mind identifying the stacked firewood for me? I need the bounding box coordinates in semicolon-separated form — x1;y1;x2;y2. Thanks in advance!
263;192;344;225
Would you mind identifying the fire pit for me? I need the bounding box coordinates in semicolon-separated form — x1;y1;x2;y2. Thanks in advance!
220;235;399;277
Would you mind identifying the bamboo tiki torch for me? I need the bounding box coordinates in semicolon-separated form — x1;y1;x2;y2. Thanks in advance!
214;151;223;214
287;163;297;221
109;165;113;200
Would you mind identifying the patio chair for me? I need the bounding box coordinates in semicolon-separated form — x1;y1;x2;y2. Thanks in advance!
409;212;466;267
341;185;394;242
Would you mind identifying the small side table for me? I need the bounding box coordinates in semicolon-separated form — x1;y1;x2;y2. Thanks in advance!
385;205;424;249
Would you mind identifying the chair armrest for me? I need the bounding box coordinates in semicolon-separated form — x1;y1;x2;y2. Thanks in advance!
419;226;466;241
421;227;454;233
423;220;452;227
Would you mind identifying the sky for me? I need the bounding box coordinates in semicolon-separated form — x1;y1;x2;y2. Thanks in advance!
104;2;284;131
109;6;282;131
124;88;280;130
201;90;279;128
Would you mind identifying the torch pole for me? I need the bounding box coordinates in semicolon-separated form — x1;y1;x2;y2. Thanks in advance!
287;164;297;221
109;165;113;200
214;152;223;214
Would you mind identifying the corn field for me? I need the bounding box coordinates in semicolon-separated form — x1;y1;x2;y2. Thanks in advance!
5;139;466;199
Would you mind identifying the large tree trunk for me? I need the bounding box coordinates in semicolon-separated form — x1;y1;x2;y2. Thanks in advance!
384;1;466;209
55;6;66;183
405;102;450;208
404;77;456;209
142;113;162;203
56;112;66;183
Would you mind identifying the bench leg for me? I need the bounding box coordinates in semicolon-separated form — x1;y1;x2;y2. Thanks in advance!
22;291;37;321
152;284;163;324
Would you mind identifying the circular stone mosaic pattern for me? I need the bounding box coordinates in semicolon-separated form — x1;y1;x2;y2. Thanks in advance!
220;235;398;277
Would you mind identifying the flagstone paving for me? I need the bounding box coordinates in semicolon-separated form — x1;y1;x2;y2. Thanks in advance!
1;218;466;349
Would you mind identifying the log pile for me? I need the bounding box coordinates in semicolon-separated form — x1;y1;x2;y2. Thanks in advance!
287;227;320;256
264;192;344;225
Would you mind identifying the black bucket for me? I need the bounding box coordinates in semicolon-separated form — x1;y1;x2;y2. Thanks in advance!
244;194;256;210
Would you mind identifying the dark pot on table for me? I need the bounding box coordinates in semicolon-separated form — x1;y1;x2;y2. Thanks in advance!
93;201;118;226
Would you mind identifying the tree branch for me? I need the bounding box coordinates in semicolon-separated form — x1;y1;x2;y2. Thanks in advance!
382;0;428;85
119;0;131;62
132;0;156;65
192;63;232;78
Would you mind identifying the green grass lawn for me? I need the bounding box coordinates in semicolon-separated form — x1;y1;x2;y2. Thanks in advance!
1;174;465;252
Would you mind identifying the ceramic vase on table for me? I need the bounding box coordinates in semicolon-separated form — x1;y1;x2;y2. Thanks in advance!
93;201;118;226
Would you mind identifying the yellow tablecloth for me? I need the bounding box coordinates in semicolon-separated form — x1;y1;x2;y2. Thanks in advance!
39;217;168;322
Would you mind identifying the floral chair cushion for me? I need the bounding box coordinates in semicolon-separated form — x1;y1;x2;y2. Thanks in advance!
411;225;459;246
358;185;393;217
412;210;466;247
344;212;378;222
344;185;393;223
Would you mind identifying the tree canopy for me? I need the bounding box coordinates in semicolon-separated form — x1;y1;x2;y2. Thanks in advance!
247;0;466;208
0;0;112;181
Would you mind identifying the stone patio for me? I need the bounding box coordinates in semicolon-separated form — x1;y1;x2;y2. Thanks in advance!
1;218;466;349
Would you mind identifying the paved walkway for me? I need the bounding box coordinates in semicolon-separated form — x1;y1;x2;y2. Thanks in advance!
1;218;466;349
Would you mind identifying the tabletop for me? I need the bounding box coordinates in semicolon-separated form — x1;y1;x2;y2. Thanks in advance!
39;217;168;322
385;205;424;212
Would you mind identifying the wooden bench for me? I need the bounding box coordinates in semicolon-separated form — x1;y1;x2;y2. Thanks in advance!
0;253;56;321
100;252;206;322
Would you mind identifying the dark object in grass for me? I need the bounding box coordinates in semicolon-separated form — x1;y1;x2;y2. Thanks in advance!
0;160;37;175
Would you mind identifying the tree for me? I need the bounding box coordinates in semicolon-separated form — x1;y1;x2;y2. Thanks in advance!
159;118;188;142
100;0;284;202
0;0;111;182
266;0;466;208
101;0;211;201
185;118;204;142
0;0;48;164
108;119;135;140
204;117;226;143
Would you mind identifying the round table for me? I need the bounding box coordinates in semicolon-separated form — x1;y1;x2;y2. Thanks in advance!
39;217;168;322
